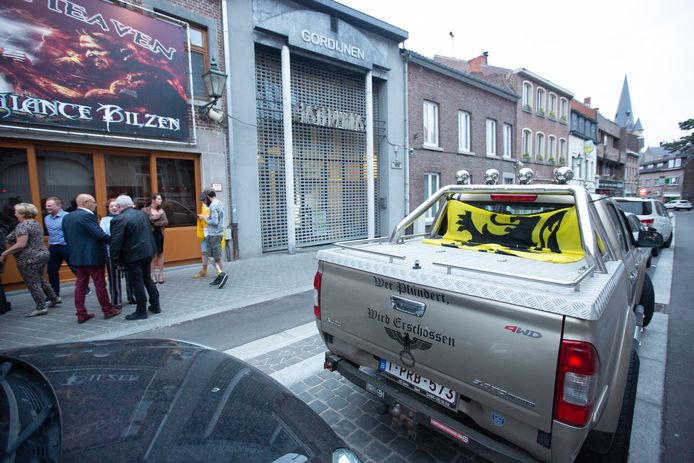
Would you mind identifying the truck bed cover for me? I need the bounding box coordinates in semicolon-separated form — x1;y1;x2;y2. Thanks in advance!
318;238;623;321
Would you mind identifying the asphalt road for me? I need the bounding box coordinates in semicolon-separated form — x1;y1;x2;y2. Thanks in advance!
662;211;694;461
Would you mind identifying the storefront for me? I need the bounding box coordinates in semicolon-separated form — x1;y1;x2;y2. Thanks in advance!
226;0;409;256
0;0;226;286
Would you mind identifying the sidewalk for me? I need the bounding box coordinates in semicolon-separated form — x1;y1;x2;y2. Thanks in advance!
0;249;318;351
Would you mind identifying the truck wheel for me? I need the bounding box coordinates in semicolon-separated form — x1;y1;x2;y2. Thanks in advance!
639;274;655;327
663;232;672;248
578;346;639;463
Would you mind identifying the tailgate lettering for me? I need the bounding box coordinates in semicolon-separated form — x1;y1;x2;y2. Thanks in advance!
373;276;449;304
504;325;543;339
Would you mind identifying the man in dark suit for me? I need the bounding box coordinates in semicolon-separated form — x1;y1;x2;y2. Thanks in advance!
110;194;160;320
61;194;121;323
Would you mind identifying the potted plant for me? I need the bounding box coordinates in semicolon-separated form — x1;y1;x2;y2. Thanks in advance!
538;107;545;116
523;152;531;161
560;115;567;122
549;111;556;118
535;153;543;161
548;157;555;164
524;104;532;112
559;155;566;164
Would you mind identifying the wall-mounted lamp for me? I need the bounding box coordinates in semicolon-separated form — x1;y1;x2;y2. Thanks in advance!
199;58;228;122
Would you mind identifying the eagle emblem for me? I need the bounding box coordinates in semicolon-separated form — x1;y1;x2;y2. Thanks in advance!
385;327;432;367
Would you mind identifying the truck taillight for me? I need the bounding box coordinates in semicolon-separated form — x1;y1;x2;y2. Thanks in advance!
554;340;599;427
639;218;654;226
313;271;322;319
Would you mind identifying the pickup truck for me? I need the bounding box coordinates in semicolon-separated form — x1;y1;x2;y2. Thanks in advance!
314;170;661;462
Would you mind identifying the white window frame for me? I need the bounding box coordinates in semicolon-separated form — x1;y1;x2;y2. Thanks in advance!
424;173;440;223
486;119;497;156
675;158;682;167
559;138;567;163
458;110;471;153
548;135;556;161
548;93;557;118
536;88;546;114
503;123;512;158
522;129;532;159
536;132;545;160
522;81;533;110
423;100;439;148
560;98;568;121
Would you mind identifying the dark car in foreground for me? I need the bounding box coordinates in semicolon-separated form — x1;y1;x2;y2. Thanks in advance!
0;339;361;463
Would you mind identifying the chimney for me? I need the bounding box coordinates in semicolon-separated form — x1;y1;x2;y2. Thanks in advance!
469;52;488;73
584;97;591;107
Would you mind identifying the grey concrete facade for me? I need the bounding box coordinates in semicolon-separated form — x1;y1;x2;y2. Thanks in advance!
226;0;408;257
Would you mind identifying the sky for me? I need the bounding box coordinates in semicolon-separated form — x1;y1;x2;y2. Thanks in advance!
338;0;694;149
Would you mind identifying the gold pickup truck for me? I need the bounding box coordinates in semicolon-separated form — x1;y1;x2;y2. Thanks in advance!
314;171;661;462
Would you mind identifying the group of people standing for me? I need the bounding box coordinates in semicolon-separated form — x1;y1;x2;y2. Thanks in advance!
0;193;167;323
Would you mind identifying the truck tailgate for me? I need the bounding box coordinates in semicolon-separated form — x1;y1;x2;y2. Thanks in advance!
319;261;564;432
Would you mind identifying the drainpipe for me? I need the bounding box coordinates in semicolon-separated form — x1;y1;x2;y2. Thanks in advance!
403;53;410;216
282;45;296;254
221;0;239;260
366;71;375;239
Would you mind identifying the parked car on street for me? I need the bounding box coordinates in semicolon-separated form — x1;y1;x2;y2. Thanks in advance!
0;339;361;463
625;212;652;268
613;197;673;255
664;199;692;211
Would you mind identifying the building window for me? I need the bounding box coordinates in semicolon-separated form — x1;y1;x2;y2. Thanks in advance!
560;98;568;121
548;93;557;118
503;123;512;158
424;173;440;222
522;129;532;159
157;158;197;227
458;111;471;152
548;136;556;162
522;82;533;110
503;174;515;185
486;119;497;156
675;158;682;167
187;24;209;101
36;150;95;213
559;138;567;162
0;148;31;230
536;132;545;160
104;154;151;205
668;159;674;168
536;88;546;115
423;100;439;148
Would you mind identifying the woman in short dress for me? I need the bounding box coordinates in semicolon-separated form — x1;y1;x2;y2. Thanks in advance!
0;203;60;316
143;192;168;283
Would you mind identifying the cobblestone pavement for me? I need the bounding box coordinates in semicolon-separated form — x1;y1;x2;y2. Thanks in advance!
231;314;668;463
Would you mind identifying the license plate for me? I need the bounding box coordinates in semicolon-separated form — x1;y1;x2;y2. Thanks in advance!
379;359;458;408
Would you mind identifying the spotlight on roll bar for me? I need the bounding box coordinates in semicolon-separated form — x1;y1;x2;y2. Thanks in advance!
456;169;471;185
518;167;534;185
554;167;574;185
484;169;500;185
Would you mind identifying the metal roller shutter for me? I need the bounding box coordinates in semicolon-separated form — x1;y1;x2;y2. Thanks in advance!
255;47;379;251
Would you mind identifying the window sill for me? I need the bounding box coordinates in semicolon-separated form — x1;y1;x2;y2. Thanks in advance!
458;150;476;156
423;144;443;152
486;153;498;158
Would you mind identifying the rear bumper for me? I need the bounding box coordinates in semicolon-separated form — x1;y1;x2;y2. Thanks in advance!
327;353;541;463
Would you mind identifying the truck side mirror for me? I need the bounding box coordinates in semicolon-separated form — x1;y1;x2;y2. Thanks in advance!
636;230;663;248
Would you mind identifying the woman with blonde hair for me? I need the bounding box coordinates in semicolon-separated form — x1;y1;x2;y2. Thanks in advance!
143;192;168;283
0;203;61;316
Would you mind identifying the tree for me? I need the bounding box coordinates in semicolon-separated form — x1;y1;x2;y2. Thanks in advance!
661;118;694;153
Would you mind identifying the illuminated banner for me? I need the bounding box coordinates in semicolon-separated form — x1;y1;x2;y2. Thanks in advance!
0;0;190;140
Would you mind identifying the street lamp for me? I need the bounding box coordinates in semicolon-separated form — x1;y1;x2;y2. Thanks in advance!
199;58;228;122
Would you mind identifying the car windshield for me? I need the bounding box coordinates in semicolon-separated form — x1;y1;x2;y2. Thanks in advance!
617;201;652;215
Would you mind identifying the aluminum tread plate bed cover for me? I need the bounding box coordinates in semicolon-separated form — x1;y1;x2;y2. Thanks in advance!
317;241;622;321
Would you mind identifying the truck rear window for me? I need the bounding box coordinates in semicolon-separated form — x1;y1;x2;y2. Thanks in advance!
423;199;584;263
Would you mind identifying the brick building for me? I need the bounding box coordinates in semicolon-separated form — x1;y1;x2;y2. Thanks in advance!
639;146;689;201
435;53;573;181
403;51;518;227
